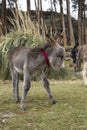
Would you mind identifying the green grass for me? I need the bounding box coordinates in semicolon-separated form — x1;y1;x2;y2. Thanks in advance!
0;79;87;130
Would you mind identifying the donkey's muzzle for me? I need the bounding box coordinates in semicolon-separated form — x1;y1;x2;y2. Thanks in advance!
60;62;65;69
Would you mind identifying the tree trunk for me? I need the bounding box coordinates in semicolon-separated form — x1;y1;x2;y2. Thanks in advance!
78;0;82;45
40;0;43;18
37;0;40;26
82;0;86;45
50;0;55;32
1;0;6;35
53;0;57;13
39;0;45;38
85;22;87;44
34;0;38;20
34;0;40;25
82;11;85;45
59;0;67;46
7;0;14;8
27;0;31;16
66;0;75;46
53;0;57;34
7;0;12;8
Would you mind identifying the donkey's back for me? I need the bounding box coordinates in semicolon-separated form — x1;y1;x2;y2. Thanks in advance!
9;46;30;63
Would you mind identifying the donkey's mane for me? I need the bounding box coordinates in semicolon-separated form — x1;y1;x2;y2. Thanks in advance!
29;43;52;58
31;43;51;52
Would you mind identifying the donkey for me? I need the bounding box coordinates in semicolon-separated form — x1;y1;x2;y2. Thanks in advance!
8;35;65;110
77;45;87;85
71;44;79;72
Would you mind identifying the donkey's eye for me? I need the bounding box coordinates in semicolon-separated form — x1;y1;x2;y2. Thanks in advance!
56;55;63;58
60;56;63;58
56;55;59;57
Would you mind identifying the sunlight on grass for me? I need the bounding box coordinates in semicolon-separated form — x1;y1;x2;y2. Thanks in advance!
0;79;87;130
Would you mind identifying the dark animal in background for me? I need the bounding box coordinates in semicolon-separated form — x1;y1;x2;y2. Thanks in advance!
71;44;79;72
8;35;65;110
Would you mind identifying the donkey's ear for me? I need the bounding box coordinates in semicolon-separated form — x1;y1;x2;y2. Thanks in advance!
45;34;56;46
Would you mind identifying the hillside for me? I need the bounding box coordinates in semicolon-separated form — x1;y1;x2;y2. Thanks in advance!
0;9;78;44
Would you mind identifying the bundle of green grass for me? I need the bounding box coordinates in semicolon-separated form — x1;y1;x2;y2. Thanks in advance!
0;12;44;80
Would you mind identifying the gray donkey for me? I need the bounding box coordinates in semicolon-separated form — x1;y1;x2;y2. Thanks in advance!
76;45;87;85
8;35;65;110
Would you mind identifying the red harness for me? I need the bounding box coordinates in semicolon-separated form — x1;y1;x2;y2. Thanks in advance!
41;49;50;67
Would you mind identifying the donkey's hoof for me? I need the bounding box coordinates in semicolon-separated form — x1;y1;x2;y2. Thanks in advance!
52;100;56;104
20;104;26;111
14;99;19;103
20;106;26;111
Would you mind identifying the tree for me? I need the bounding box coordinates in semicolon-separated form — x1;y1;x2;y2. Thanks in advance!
27;0;31;16
34;0;39;23
1;0;6;35
72;0;87;45
85;1;87;44
53;0;57;13
78;0;82;45
66;0;75;46
59;0;67;46
34;0;43;30
50;0;55;28
81;0;86;45
78;0;86;45
7;0;15;8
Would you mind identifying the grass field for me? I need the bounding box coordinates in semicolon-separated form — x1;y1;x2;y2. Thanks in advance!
0;79;87;130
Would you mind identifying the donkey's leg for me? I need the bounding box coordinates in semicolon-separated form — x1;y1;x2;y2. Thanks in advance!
20;72;31;110
11;69;19;103
82;62;87;85
40;72;56;104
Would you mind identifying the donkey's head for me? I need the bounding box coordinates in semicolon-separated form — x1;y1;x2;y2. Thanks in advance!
46;34;65;70
50;44;65;70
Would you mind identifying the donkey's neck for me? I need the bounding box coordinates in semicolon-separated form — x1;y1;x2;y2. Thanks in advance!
41;48;50;67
